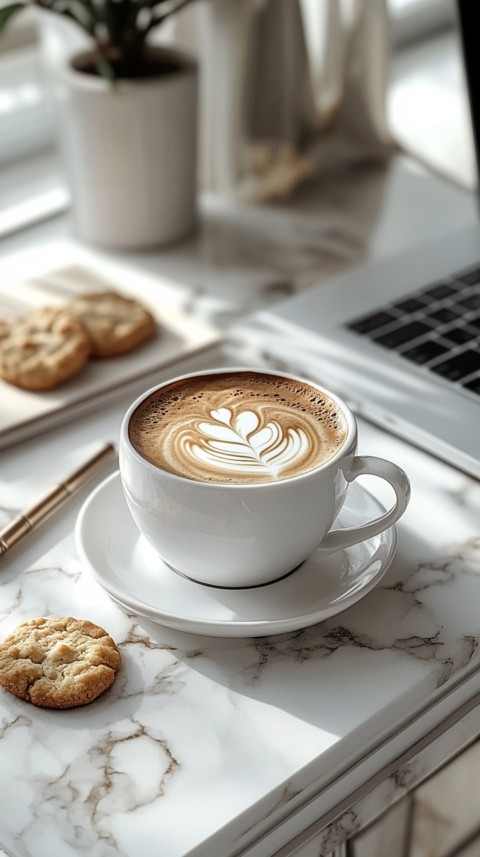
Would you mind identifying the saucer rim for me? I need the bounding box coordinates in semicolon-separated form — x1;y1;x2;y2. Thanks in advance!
75;471;397;636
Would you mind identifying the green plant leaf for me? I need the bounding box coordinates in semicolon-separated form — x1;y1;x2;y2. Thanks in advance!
48;0;97;32
95;55;116;81
0;3;25;31
142;0;195;35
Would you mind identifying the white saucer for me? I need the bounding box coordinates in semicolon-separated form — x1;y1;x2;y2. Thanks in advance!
75;472;397;638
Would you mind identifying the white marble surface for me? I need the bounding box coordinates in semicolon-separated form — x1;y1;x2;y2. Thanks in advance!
1;156;480;857
1;349;480;857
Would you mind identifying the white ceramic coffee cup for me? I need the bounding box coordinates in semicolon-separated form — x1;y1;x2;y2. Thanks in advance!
119;368;410;588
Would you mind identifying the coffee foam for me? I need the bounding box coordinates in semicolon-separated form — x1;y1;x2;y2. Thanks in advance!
128;372;348;484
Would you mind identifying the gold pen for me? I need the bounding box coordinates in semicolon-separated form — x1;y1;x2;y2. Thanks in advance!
0;441;117;557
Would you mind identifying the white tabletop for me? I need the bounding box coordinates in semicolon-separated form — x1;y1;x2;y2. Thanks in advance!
1;156;480;857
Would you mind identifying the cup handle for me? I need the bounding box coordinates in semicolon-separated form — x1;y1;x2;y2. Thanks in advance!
320;456;410;553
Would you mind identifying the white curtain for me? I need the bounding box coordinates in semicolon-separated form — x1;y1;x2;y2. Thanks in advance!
169;0;392;200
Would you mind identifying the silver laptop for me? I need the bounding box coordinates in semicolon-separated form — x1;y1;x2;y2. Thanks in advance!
234;0;480;479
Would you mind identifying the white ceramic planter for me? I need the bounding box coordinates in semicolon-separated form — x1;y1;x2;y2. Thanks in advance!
58;48;198;249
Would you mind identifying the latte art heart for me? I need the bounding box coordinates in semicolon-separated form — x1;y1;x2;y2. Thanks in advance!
129;371;348;484
184;407;310;478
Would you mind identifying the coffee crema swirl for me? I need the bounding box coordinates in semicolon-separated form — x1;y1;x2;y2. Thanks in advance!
128;372;348;484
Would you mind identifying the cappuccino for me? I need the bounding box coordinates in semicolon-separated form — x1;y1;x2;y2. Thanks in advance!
128;371;348;485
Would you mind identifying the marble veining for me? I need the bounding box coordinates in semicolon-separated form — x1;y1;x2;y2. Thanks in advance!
2;348;480;857
300;703;480;857
1;159;480;855
2;464;480;857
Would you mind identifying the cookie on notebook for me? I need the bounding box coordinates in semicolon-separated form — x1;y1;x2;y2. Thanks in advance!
0;617;121;709
0;307;91;391
68;291;156;357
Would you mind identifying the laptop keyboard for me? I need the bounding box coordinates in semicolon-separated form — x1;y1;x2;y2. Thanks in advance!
346;264;480;397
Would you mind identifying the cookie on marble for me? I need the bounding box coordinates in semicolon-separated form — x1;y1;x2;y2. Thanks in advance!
68;291;156;357
0;617;121;709
0;307;91;391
